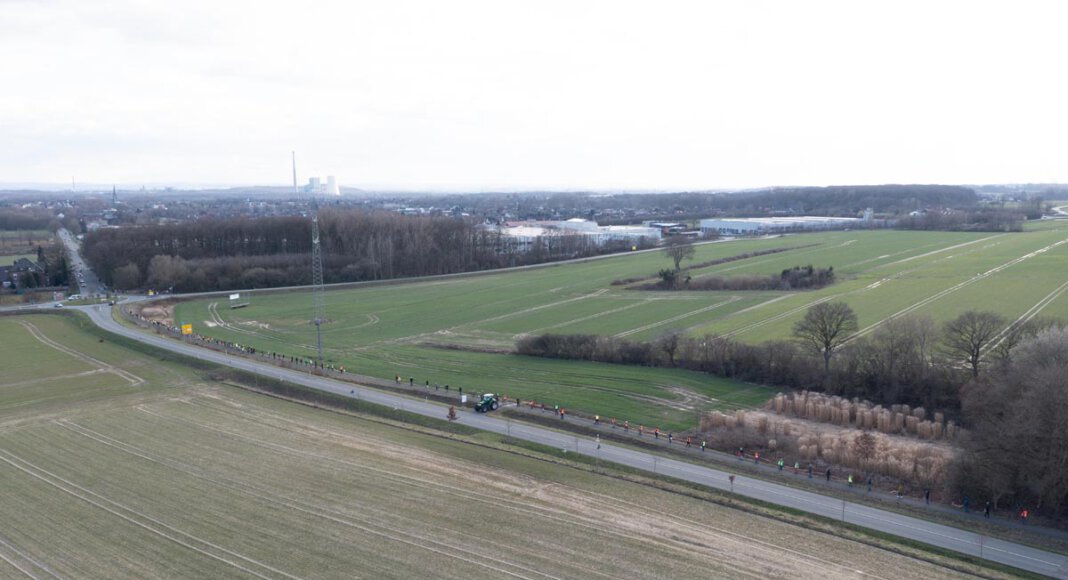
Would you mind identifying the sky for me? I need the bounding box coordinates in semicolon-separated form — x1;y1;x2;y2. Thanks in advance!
1;0;1066;191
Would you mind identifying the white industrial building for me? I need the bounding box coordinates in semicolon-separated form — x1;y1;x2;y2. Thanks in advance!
700;216;864;236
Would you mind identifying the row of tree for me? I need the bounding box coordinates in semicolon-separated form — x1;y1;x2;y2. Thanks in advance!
431;184;980;223
895;209;1025;232
517;304;1051;417
82;210;636;292
675;265;836;291
517;304;1068;516
0;208;54;231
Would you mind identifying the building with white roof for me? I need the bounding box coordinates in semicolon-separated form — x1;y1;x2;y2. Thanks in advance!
699;216;863;236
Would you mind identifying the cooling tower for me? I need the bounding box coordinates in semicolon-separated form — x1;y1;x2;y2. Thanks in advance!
326;175;340;196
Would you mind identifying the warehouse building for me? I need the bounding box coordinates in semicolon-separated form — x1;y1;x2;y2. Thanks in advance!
484;219;661;251
699;216;864;236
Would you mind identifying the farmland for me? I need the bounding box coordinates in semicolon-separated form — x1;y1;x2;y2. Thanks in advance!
171;223;1068;428
0;253;34;266
0;313;984;578
0;230;52;253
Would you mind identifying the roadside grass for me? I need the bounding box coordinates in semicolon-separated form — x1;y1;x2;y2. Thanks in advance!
345;345;775;430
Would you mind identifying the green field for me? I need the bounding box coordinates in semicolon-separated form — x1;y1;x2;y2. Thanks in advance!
173;223;1068;429
0;253;34;266
0;313;981;578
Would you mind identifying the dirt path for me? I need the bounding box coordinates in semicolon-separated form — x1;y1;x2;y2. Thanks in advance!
18;321;143;387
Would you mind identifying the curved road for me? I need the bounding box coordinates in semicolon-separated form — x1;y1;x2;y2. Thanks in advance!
62;302;1068;577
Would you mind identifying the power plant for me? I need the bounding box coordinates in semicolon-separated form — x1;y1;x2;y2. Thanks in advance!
291;151;341;196
304;175;341;196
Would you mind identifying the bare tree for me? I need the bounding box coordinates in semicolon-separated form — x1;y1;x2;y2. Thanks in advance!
991;316;1059;365
942;310;1005;378
662;237;696;271
793;301;858;378
112;262;141;290
656;329;683;366
958;325;1068;516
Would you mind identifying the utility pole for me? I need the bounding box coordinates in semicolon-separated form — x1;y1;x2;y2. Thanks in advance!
311;205;325;363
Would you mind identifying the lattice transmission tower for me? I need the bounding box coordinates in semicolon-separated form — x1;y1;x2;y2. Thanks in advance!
311;210;325;363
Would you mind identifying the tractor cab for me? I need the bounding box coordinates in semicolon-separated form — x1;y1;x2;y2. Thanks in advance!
474;393;500;413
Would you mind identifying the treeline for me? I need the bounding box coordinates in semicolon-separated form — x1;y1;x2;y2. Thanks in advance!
516;310;1056;417
82;210;630;292
676;265;835;291
0;208;55;231
896;209;1024;232
434;185;979;223
517;308;1068;517
715;185;978;217
956;326;1068;518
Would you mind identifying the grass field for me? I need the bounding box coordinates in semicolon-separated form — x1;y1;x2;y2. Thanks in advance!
0;313;988;578
0;253;34;266
0;230;52;254
171;222;1068;429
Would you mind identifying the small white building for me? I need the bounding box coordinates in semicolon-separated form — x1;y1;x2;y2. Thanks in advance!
489;219;661;251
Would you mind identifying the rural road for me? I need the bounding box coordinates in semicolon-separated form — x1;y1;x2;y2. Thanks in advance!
57;302;1068;578
57;228;106;297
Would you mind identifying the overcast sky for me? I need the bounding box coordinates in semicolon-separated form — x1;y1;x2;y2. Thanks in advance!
1;1;1065;191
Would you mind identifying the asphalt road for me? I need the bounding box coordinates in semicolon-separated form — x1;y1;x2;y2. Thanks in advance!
57;228;105;297
57;302;1066;577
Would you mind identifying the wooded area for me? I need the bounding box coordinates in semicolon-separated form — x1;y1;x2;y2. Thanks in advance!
82;210;627;292
517;306;1068;517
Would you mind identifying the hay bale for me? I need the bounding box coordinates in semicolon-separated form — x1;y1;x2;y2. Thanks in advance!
905;415;919;433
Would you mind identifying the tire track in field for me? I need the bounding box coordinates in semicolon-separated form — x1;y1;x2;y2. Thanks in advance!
201;401;874;577
0;449;296;580
207;303;280;340
985;277;1068;355
0;551;38;580
0;536;62;580
353;289;612;352
721;235;1009;339
464;288;609;327
847;237;1068;343
135;404;688;573
614;297;741;338
513;299;647;339
142;400;764;559
55;421;567;580
560;485;891;579
17;322;143;387
134;402;828;577
0;369;113;390
205;302;350;355
882;234;1004;267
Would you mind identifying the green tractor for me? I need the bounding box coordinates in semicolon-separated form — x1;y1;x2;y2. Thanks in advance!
474;393;500;413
